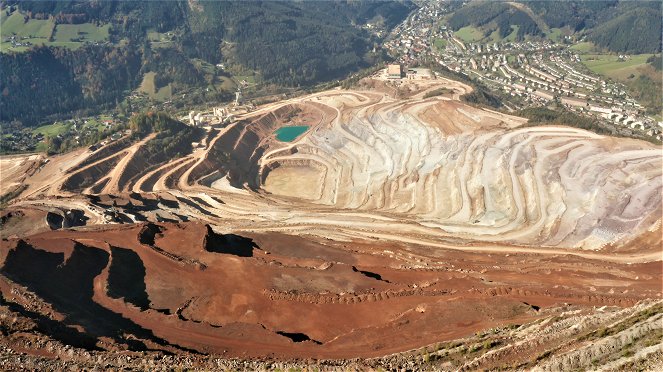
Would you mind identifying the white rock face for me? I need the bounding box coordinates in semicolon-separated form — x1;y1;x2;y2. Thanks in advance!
18;84;657;254
260;94;662;250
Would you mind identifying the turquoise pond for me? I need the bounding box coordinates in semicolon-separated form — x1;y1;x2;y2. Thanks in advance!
274;125;309;142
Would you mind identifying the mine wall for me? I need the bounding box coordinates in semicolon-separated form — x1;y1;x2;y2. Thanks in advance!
190;108;302;190
61;152;126;192
259;158;327;185
67;138;131;174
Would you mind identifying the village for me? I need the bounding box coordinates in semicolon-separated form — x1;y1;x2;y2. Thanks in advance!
1;81;260;154
0;114;127;154
383;1;662;141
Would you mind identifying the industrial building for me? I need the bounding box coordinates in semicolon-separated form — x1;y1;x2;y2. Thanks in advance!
387;64;402;79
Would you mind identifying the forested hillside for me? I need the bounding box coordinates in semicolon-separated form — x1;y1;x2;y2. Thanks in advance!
11;1;189;34
190;1;411;86
525;0;662;53
446;1;661;54
1;44;142;124
0;0;413;126
525;1;616;31
447;2;542;40
588;6;662;54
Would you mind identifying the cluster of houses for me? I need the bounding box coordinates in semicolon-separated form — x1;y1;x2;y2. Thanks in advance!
383;3;662;141
2;131;43;152
3;35;33;48
2;115;131;153
383;1;447;67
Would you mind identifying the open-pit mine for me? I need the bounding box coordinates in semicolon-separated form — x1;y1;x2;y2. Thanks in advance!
1;76;661;370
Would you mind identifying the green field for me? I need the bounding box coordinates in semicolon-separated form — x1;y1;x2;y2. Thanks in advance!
433;38;447;51
138;72;173;101
216;76;236;92
275;126;309;142
35;141;48;152
454;26;483;43
487;29;499;43
1;10;55;38
82;116;113;132
46;41;86;50
147;31;165;41
505;25;519;42
147;31;174;49
192;58;216;75
1;39;39;52
139;72;157;94
154;84;173;101
546;28;563;43
1;10;51;51
581;54;657;80
1;10;109;52
0;10;55;52
234;74;257;85
32;121;71;137
487;25;520;43
570;42;596;53
54;23;109;43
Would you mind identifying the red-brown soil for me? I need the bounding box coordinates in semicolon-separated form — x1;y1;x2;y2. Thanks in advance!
1;222;659;360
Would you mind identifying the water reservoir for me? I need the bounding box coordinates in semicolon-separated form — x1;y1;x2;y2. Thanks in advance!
275;126;309;142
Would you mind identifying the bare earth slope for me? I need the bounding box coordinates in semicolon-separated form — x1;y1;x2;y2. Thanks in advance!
0;77;661;369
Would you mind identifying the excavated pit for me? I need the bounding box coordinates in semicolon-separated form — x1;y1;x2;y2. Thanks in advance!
185;96;662;250
0;82;661;363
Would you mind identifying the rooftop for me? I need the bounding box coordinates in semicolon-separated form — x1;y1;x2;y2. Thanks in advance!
387;64;402;76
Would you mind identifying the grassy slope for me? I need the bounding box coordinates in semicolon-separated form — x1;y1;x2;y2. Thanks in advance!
433;38;447;51
1;11;54;38
570;42;596;53
54;23;110;42
147;31;174;49
32;122;71;137
455;26;483;43
138;71;173;101
0;10;55;52
139;72;157;94
216;76;236;91
578;51;662;114
545;27;562;42
505;25;519;42
581;54;657;80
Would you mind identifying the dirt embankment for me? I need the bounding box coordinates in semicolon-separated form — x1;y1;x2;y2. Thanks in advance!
61;152;127;192
67;138;131;174
0;222;659;362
